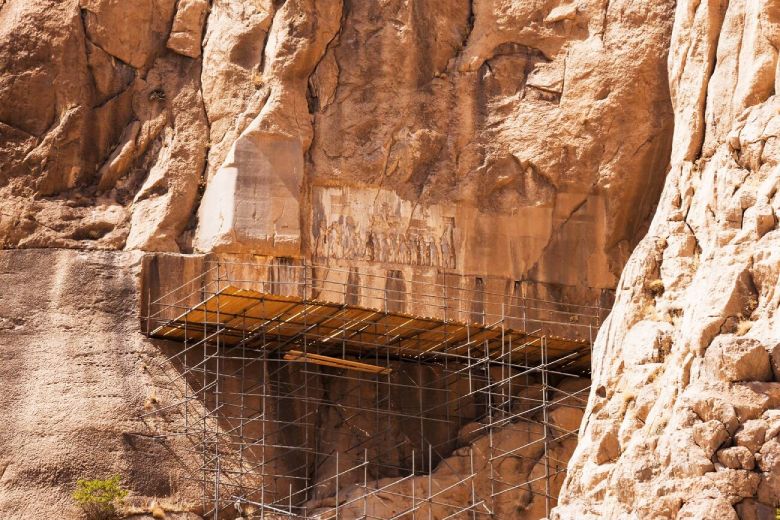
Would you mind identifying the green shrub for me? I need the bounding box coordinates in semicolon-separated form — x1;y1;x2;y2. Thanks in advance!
72;476;128;520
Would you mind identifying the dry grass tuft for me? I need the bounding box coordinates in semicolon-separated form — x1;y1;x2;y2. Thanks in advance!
743;296;759;317
143;389;159;411
736;319;753;336
646;279;665;297
251;69;263;89
120;496;195;517
641;303;659;321
150;501;165;519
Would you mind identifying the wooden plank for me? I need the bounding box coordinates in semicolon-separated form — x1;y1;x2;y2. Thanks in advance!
284;350;392;375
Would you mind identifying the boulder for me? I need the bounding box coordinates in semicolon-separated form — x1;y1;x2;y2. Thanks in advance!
716;446;755;470
692;420;730;457
767;342;780;381
735;419;768;453
734;499;776;520
167;0;209;58
705;336;772;383
757;439;780;505
677;497;739;520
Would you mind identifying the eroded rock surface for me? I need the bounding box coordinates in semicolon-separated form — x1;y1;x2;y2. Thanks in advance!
6;0;779;519
554;1;780;517
0;0;675;314
0;249;202;518
0;0;207;252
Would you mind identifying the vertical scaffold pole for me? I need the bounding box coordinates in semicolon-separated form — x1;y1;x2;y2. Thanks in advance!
411;449;416;520
428;443;433;520
214;259;221;518
238;309;247;507
260;316;267;519
363;448;369;518
201;265;209;516
469;448;476;520
542;336;551;517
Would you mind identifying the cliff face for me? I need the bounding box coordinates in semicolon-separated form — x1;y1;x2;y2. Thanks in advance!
555;1;780;518
0;249;202;518
6;0;776;519
0;0;674;305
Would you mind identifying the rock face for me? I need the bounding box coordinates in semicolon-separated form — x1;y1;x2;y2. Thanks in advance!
0;0;208;252
554;1;780;518
5;0;779;519
0;0;676;313
307;379;589;520
0;249;201;518
195;0;677;312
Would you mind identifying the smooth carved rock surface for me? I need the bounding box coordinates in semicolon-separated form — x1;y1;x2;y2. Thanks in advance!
300;0;676;290
554;0;780;518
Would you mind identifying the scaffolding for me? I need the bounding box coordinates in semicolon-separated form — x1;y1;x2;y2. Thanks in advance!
142;260;605;519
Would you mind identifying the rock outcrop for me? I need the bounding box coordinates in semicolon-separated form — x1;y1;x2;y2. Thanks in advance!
554;1;780;517
4;0;779;519
0;249;201;518
0;0;676;312
0;0;208;252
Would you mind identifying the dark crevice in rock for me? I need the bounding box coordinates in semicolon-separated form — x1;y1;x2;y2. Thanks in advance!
693;2;729;162
301;1;346;258
91;83;133;110
0;119;37;139
601;0;611;43
463;0;475;51
178;90;211;253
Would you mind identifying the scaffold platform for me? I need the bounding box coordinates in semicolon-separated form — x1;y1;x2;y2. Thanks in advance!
150;286;592;374
141;260;603;519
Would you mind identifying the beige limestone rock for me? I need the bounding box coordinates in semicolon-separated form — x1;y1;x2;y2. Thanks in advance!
306;380;588;520
757;438;780;504
194;0;341;256
0;249;203;518
716;445;756;470
554;0;780;517
3;0;778;518
735;499;777;520
692;420;730;457
0;0;676;324
767;342;780;380
80;0;177;70
677;497;739;520
299;0;676;296
764;410;780;441
735;419;768;453
0;0;208;252
705;336;773;382
167;0;209;58
199;0;275;180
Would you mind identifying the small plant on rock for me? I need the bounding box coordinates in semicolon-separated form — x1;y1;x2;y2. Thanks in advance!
72;475;128;520
736;318;753;336
646;279;665;297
